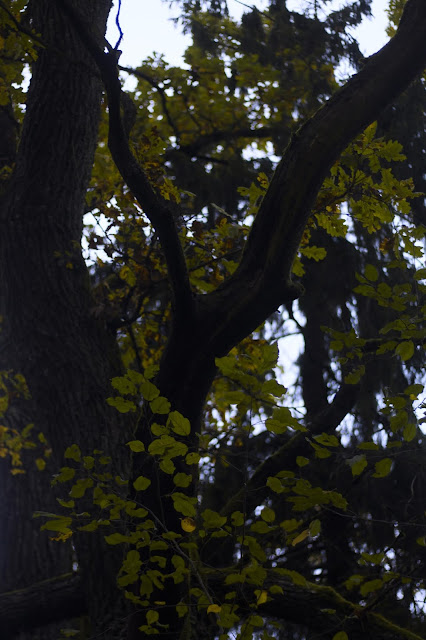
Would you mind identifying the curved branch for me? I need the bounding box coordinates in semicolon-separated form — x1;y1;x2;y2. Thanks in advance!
200;0;426;357
60;1;194;324
220;382;359;517
207;568;424;640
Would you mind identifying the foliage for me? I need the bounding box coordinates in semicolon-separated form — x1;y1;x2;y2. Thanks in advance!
0;1;426;640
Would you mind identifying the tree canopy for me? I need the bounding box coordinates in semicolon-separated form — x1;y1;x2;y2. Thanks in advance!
0;1;425;639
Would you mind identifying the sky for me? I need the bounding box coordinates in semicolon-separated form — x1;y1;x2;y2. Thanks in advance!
108;0;391;69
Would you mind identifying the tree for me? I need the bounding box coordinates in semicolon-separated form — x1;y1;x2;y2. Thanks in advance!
0;0;425;639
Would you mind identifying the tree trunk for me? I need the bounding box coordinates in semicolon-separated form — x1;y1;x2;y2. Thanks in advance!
0;2;130;637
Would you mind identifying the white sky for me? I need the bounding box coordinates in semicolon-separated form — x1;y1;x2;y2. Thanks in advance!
108;0;390;68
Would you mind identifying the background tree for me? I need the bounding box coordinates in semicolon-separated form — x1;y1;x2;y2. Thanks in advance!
0;1;425;639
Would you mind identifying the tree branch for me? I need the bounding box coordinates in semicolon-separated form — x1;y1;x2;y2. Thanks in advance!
0;573;85;639
220;382;359;517
199;0;426;357
207;568;425;640
60;1;195;325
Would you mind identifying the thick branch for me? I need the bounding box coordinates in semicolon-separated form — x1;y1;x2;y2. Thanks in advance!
0;573;85;639
221;382;359;516
208;569;424;640
199;0;426;357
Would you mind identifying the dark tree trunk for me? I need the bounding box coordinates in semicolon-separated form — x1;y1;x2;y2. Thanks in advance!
0;2;130;637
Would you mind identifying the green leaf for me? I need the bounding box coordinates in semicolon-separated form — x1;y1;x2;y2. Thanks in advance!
403;423;416;442
111;376;136;395
127;440;145;452
168;411;191;436
395;340;414;361
266;476;284;493
41;516;72;533
64;444;81;462
344;365;365;385
373;458;393;478
69;477;93;498
332;633;349;640
360;578;383;596
231;511;245;527
173;472;192;488
53;467;76;483
171;492;197;517
159;457;176;474
358;442;379;451
185;452;200;465
365;264;379;281
146;609;159;625
104;532;129;545
260;507;275;523
314;433;339;447
133;476;151;491
202;508;227;529
309;519;321;537
107;396;136;413
348;454;368;477
150;396;171;414
140;380;160;401
296;456;309;467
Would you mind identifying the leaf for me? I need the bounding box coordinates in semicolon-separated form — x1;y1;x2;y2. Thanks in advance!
150;396;171;414
146;610;159;625
360;578;383;596
207;604;221;614
344;365;365;385
256;590;268;605
332;633;349;640
202;508;227;529
373;458;393;478
168;411;191;436
260;507;275;523
171;493;196;517
266;476;284;493
348;454;368;477
133;475;151;491
365;264;379;281
185;452;200;465
140;380;160;401
291;529;309;546
309;519;321;537
107;396;136;413
181;517;196;532
173;472;192;488
41;516;72;533
314;433;339;447
127;440;145;452
296;456;309;467
64;444;81;462
69;477;93;498
403;423;416;442
395;340;414;361
35;458;46;471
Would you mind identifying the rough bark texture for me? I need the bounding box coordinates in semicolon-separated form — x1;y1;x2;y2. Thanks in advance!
0;1;130;638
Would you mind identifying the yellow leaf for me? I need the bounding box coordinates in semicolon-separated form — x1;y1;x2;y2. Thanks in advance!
207;604;221;614
35;458;46;471
257;590;268;605
181;517;196;533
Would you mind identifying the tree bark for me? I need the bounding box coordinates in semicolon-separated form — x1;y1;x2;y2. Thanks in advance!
0;2;130;637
